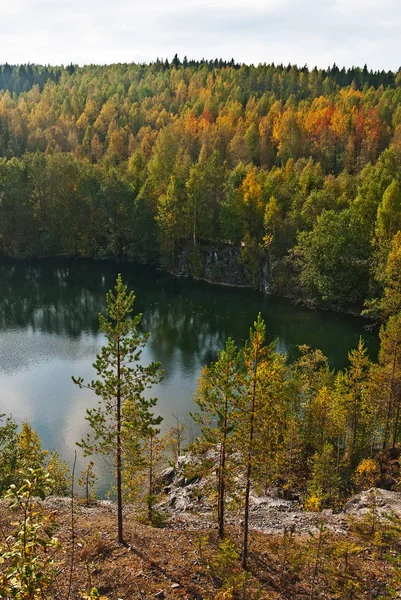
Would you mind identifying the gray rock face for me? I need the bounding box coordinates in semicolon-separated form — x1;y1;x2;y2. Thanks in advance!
154;467;175;492
343;488;401;516
157;453;211;517
155;455;401;535
177;245;255;289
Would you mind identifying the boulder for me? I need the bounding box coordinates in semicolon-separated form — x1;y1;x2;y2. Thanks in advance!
154;467;175;492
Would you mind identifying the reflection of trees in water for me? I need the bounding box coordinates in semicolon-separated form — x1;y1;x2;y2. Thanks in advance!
0;260;114;337
0;260;230;380
143;297;225;379
0;259;379;375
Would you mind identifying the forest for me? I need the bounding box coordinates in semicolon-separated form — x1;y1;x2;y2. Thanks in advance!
2;58;401;597
0;59;401;311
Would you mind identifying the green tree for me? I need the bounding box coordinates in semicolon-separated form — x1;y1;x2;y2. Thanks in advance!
156;175;187;269
369;230;401;319
294;209;370;306
193;338;241;538
306;443;341;510
239;232;263;289
78;461;98;504
292;345;335;461
45;450;71;496
375;180;401;255
142;426;165;523
234;314;277;568
73;274;163;543
122;400;163;523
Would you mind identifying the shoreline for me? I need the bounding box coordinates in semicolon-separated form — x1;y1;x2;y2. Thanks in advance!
0;252;375;323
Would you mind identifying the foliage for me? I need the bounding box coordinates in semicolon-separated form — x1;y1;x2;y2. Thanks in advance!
79;588;109;600
78;461;98;504
45;451;71;496
0;414;18;494
0;468;59;600
294;209;370;306
191;305;401;519
353;458;380;489
306;443;341;510
210;539;247;595
0;61;400;308
0;420;71;498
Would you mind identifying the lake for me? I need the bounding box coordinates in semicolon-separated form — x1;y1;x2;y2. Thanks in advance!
0;258;379;492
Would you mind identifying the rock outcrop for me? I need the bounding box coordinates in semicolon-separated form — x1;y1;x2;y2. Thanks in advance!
155;455;401;535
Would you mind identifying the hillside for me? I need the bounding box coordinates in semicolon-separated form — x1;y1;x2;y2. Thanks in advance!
0;60;401;310
2;485;401;599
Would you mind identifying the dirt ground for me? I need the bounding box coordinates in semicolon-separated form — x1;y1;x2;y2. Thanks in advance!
2;492;401;600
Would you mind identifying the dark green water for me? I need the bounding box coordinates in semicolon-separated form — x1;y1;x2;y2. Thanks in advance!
0;258;379;491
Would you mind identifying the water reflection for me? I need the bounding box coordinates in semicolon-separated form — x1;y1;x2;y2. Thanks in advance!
0;258;379;490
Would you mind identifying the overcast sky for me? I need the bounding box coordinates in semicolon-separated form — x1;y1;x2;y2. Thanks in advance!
0;0;399;70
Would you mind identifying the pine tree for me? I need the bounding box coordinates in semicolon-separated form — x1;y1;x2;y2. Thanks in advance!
73;274;162;543
193;337;241;538
123;403;163;522
78;461;98;504
234;314;277;568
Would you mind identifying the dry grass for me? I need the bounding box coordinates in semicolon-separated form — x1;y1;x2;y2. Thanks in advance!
1;499;400;599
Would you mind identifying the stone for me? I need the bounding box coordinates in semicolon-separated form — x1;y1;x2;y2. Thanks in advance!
343;488;401;516
155;467;175;486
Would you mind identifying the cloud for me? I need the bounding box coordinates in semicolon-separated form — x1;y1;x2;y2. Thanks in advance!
0;0;399;69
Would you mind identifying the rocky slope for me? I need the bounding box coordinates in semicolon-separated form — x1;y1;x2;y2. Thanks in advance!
154;454;401;535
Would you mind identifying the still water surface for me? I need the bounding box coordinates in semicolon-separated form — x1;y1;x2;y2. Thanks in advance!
0;259;379;491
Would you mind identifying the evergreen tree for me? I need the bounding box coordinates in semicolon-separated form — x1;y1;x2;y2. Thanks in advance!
73;274;162;543
233;314;277;568
376;231;401;319
193;338;241;538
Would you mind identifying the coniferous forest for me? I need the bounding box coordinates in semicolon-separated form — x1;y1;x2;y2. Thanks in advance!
0;60;401;312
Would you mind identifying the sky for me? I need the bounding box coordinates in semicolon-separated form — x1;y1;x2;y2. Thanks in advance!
0;0;399;71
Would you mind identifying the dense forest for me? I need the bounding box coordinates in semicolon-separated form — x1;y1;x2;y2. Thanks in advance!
1;59;401;313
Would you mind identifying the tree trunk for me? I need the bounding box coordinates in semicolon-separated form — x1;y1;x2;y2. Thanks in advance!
218;396;228;539
117;337;123;544
242;421;254;570
148;435;154;522
384;345;398;450
392;390;401;449
242;350;258;569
